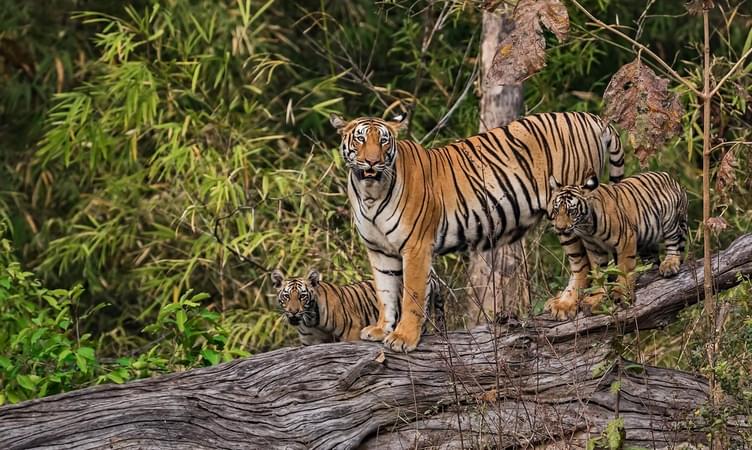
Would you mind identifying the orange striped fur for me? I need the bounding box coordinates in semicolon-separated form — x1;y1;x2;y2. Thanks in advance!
546;171;688;318
271;269;443;345
330;111;624;351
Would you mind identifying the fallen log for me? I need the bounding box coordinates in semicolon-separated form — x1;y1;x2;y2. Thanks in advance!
1;235;751;449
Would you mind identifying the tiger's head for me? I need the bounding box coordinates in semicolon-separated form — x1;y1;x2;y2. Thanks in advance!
547;174;599;235
329;112;408;182
270;269;321;327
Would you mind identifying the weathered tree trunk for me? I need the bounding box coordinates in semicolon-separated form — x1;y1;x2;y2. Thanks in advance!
467;10;529;323
2;235;751;450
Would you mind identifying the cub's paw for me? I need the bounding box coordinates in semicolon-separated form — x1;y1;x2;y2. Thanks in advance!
360;325;387;342
609;284;631;304
580;292;605;316
544;290;578;321
383;330;420;353
659;255;682;277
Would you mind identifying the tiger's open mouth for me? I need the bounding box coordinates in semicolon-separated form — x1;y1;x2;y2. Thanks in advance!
355;168;382;181
554;225;574;235
286;315;301;325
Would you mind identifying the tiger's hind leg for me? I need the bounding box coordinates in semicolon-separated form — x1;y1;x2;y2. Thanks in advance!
361;252;402;342
659;218;687;277
545;234;590;320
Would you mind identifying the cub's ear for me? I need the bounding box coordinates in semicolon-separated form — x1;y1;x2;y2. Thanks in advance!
583;174;599;191
306;269;321;288
329;113;347;134
549;175;562;192
387;111;409;135
270;270;285;290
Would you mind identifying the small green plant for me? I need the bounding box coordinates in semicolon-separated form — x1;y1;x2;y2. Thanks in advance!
585;262;653;314
0;236;99;404
0;229;244;405
587;417;625;450
141;290;249;370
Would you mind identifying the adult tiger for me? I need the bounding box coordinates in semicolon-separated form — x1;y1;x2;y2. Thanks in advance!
546;171;688;318
271;269;444;345
330;111;624;351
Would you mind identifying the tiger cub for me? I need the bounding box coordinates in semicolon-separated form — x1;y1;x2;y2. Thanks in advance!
271;269;444;345
545;171;688;318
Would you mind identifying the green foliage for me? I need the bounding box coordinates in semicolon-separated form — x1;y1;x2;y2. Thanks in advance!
141;289;250;369
587;417;625;450
0;229;244;404
695;275;752;407
583;262;652;314
0;1;750;426
0;238;95;404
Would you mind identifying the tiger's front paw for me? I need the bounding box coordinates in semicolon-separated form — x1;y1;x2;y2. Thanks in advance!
659;255;682;277
360;325;387;342
544;290;578;321
383;329;420;353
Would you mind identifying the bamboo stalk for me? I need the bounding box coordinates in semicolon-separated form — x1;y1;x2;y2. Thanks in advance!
701;7;722;449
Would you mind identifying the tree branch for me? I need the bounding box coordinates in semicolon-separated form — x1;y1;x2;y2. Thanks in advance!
710;46;752;97
212;206;270;273
418;60;479;144
568;0;702;97
1;235;751;449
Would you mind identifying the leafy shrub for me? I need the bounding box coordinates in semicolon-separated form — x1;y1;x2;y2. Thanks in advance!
0;228;247;404
0;241;95;403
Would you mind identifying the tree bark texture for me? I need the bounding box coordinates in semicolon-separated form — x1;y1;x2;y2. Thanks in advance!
1;235;751;450
467;10;529;324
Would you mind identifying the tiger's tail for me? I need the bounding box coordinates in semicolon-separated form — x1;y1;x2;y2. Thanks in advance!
603;123;624;183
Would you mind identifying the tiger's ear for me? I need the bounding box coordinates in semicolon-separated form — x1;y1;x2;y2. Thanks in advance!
306;269;321;288
329;113;347;135
583;174;599;191
549;176;562;192
387;111;409;135
270;270;285;290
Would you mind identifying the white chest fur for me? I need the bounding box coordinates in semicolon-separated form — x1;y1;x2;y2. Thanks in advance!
348;175;402;256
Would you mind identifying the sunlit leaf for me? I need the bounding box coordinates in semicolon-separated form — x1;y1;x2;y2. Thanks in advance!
16;374;41;392
176;309;187;333
201;349;220;366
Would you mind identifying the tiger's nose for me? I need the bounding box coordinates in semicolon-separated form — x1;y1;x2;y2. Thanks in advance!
364;157;380;167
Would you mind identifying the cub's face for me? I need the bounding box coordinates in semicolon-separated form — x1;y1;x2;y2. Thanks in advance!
270;270;320;327
547;175;599;234
329;113;407;182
